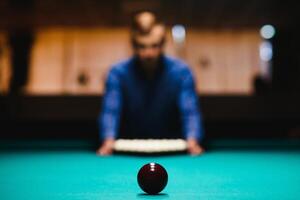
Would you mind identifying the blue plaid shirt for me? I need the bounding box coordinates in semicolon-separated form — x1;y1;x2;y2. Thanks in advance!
99;55;204;141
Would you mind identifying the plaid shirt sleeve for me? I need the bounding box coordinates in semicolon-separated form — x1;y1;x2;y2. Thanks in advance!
98;69;122;140
178;68;204;141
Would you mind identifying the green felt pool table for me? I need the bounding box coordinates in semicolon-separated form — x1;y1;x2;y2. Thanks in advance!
1;140;300;200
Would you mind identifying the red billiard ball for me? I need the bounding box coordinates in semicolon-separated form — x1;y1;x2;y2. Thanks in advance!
137;163;168;195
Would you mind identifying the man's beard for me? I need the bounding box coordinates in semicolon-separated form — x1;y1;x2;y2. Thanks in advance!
139;56;162;72
141;58;158;69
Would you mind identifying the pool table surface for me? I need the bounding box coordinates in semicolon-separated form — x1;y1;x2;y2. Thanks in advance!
0;139;300;200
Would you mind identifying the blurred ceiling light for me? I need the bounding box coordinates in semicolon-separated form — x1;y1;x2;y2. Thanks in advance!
260;24;275;39
260;41;273;61
172;25;186;43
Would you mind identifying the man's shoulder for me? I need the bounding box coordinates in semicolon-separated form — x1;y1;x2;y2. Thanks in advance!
109;58;134;75
164;56;192;75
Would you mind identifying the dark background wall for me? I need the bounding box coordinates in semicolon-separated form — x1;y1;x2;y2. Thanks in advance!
0;0;299;28
1;95;300;140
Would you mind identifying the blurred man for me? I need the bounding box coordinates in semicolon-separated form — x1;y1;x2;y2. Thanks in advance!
97;11;204;155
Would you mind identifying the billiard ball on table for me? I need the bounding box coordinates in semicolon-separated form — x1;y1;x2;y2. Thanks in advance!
137;163;168;194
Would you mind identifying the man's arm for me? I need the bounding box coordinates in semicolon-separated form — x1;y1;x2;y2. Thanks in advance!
178;68;204;155
97;69;122;155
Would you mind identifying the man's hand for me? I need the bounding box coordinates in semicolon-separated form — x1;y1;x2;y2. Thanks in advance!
96;138;115;156
187;138;204;155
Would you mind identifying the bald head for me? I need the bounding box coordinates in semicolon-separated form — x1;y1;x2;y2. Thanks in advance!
131;11;165;40
133;12;156;34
